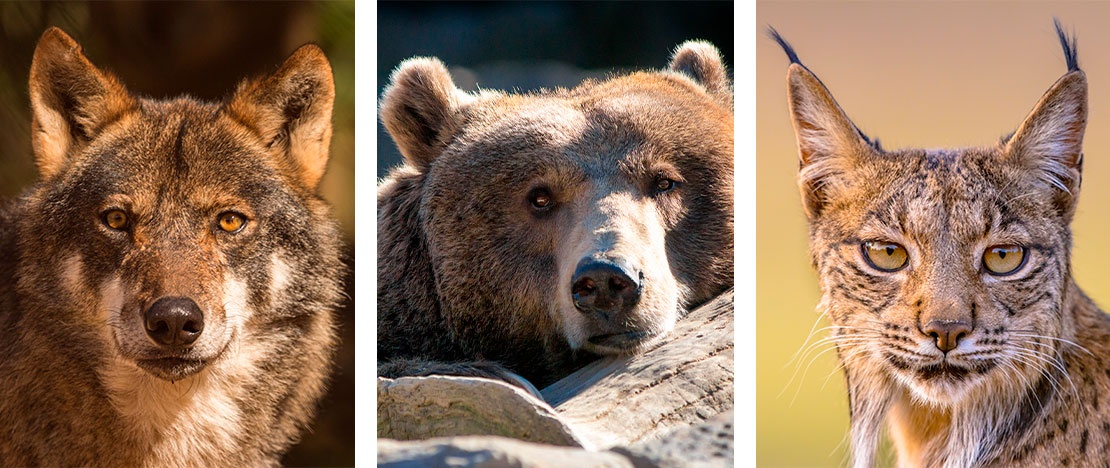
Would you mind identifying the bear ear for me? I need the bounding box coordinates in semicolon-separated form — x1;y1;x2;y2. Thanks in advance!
380;57;469;172
668;40;732;108
225;44;335;190
29;27;136;180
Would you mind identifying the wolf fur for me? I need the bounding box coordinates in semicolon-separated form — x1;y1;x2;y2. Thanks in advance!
0;28;343;466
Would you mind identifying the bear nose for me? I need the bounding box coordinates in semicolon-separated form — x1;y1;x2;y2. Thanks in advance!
923;319;971;353
144;297;205;348
571;259;642;321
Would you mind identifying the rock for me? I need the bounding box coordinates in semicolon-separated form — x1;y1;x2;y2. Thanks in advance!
378;376;582;446
377;437;633;467
377;290;734;463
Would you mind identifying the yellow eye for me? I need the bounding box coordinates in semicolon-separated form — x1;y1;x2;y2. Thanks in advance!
983;245;1026;276
218;212;247;233
862;241;908;272
103;209;129;230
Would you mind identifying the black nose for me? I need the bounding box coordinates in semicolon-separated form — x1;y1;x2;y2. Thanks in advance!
571;259;642;321
144;297;205;348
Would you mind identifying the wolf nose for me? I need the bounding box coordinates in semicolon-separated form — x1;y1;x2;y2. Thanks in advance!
923;319;971;353
144;297;205;348
571;259;642;321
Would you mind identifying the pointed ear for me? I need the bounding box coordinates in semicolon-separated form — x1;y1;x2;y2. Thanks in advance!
1002;71;1086;212
29;27;136;180
380;57;470;172
669;40;732;108
786;63;876;218
226;44;335;190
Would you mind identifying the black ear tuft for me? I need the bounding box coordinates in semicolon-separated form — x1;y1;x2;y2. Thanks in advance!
1054;18;1079;73
767;26;802;65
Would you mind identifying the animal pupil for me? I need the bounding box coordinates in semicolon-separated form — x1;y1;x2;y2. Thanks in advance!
219;212;245;232
105;210;127;230
530;189;552;209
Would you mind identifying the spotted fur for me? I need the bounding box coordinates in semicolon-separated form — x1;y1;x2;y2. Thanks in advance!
774;22;1110;466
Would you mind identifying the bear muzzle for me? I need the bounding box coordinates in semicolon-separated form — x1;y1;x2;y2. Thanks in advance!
570;257;663;351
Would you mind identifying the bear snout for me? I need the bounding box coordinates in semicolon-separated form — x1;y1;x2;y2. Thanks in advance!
571;257;642;321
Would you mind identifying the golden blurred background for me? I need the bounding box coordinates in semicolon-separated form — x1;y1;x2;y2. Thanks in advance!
0;2;353;465
758;2;1110;466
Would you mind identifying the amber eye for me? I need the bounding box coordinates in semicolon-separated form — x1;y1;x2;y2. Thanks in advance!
102;209;129;231
217;212;247;233
983;245;1026;276
861;241;909;272
528;187;554;211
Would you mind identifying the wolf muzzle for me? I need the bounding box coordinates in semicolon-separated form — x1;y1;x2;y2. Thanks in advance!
144;297;205;349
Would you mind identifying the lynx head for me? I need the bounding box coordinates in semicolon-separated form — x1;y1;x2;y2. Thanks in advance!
772;23;1087;407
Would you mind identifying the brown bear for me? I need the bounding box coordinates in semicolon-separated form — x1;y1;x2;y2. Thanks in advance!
377;41;734;390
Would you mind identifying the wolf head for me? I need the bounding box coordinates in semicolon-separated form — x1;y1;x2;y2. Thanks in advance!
18;27;341;384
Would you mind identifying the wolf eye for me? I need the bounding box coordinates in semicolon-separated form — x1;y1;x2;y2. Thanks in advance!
862;241;908;272
983;245;1026;276
217;212;247;233
102;209;129;231
528;187;555;211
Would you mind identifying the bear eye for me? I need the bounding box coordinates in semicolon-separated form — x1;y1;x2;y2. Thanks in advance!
861;241;908;272
217;211;248;233
102;209;130;231
652;173;679;195
528;187;555;211
983;245;1026;276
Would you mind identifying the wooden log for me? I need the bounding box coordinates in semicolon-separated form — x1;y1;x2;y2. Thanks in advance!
377;289;734;456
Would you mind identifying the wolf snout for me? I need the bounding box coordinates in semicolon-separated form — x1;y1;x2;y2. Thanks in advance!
144;297;205;348
571;258;642;321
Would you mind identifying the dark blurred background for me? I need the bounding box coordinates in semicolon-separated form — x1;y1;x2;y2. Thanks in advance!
377;1;734;178
0;2;354;466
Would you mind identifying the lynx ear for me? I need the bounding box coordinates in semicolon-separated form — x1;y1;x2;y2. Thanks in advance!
380;58;471;172
669;40;732;108
1003;73;1086;213
785;63;876;218
226;44;335;190
770;28;877;218
29;27;136;180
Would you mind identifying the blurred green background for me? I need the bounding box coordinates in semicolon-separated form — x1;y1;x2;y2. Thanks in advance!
0;2;353;465
758;2;1110;466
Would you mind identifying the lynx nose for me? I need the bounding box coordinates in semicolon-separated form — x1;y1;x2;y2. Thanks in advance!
571;258;642;321
144;297;205;348
923;319;971;353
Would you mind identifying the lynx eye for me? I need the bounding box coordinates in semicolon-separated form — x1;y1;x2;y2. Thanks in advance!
528;187;554;211
217;212;247;233
102;209;129;231
862;241;908;272
983;245;1026;276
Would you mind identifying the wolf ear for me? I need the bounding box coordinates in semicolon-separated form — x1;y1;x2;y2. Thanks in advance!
786;63;876;218
226;44;335;190
1003;71;1087;213
669;40;732;108
380;57;470;172
29;27;136;180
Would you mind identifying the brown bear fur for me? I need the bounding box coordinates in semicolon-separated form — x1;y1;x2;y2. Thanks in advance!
378;41;734;389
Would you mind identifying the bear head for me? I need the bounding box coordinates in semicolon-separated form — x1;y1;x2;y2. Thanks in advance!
378;41;733;383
